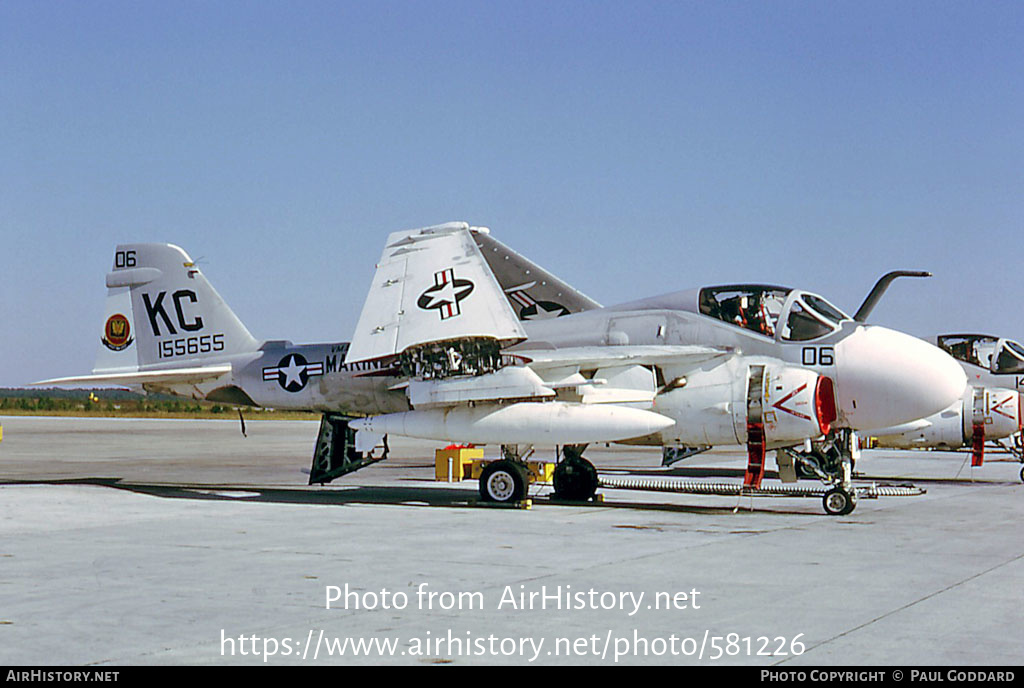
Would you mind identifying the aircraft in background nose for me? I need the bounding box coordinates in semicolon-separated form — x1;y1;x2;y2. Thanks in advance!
868;333;1023;480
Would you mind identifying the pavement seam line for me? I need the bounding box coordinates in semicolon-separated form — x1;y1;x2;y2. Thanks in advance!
773;548;1024;665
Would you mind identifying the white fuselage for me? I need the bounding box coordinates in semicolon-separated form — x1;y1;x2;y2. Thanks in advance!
161;289;966;451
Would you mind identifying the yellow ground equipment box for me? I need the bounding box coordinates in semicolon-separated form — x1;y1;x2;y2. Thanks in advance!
435;446;484;482
524;461;555;484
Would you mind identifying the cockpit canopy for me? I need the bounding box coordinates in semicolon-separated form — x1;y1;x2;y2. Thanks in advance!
937;334;1024;374
699;285;852;341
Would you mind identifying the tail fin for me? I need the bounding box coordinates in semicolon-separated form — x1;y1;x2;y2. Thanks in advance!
94;284;140;374
103;244;259;370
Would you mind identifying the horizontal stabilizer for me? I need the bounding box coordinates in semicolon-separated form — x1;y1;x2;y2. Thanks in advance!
33;365;233;388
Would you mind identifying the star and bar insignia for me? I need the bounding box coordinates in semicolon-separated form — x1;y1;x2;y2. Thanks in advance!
263;353;324;392
417;268;474;320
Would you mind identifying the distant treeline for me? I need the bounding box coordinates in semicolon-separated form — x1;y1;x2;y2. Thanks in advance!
0;388;317;419
2;387;156;400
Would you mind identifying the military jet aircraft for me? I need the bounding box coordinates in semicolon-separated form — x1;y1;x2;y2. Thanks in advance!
37;223;967;514
868;333;1024;480
936;334;1024;391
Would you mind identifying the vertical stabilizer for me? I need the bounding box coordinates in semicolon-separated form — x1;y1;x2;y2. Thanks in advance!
94;286;140;373
104;244;259;369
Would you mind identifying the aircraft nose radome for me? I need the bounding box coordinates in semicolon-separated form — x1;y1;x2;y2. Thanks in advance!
834;327;967;432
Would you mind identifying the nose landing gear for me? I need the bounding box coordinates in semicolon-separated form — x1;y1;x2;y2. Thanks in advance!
822;486;858;515
785;428;860;515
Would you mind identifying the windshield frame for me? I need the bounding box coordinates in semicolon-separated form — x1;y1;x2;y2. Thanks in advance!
778;291;850;343
993;338;1024;374
937;334;1001;368
801;294;850;325
1005;340;1024;359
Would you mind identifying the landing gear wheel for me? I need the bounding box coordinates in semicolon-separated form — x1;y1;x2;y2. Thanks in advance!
479;460;528;504
796;458;818;480
552;456;599;501
822;487;857;516
1019;465;1024;484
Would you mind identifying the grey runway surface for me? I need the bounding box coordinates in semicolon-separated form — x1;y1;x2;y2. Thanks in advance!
1;415;1021;666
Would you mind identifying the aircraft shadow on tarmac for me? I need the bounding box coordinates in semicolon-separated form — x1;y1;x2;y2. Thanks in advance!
0;476;826;516
2;459;1015;516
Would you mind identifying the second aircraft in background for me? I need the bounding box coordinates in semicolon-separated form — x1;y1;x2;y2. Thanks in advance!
870;333;1024;480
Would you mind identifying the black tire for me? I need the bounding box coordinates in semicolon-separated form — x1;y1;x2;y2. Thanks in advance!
552;456;599;501
1019;465;1024;484
822;487;857;516
795;459;817;479
843;489;858;515
479;460;528;503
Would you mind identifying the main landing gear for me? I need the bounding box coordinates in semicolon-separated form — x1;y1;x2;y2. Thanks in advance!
551;445;599;502
478;444;536;504
478;460;529;503
476;444;600;504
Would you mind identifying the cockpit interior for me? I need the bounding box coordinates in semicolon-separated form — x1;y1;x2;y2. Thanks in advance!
699;285;851;341
937;334;1024;374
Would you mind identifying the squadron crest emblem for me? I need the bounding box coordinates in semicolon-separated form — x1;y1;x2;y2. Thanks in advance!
101;314;134;351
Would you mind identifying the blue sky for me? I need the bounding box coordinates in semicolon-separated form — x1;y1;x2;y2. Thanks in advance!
2;1;1022;386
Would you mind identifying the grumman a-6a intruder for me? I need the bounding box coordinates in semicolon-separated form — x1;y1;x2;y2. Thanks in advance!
870;333;1024;480
37;223;967;514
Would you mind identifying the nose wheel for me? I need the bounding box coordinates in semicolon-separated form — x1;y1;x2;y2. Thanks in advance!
822;487;858;515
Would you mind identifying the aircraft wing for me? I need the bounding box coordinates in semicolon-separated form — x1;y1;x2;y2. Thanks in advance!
33;365;233;387
383;345;731;408
346;223;527;363
517;345;733;404
517;344;732;371
471;229;602;320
